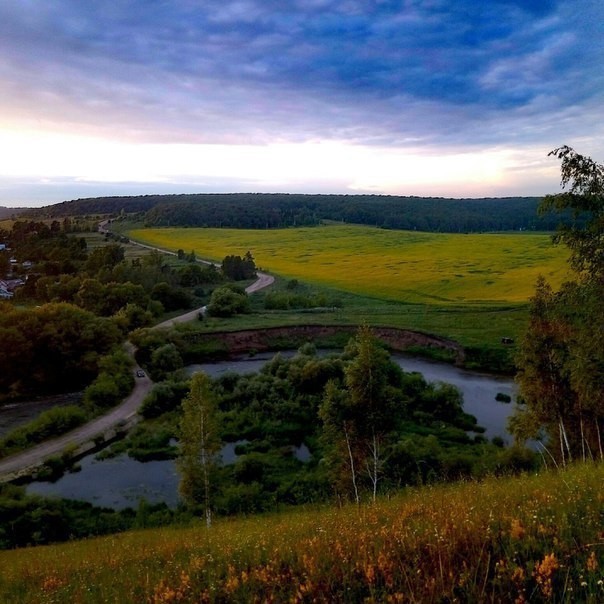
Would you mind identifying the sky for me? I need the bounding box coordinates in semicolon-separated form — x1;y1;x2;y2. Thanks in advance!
0;0;602;207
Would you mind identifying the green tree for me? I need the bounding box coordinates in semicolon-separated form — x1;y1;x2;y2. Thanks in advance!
541;146;604;278
221;252;256;281
206;286;250;317
512;278;576;462
149;343;183;381
84;244;124;274
319;326;399;502
512;148;604;461
177;372;220;527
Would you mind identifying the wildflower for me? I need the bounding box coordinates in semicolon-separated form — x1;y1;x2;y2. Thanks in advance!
533;553;559;599
41;574;66;593
510;518;525;540
586;550;598;572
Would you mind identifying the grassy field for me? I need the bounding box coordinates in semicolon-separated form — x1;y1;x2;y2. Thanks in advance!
1;462;602;602
189;283;529;351
128;225;570;305
124;225;570;352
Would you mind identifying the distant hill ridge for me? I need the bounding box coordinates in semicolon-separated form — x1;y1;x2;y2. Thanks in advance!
27;192;564;232
0;206;27;220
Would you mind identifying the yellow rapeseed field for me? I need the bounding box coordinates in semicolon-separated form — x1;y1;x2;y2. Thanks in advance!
129;225;570;304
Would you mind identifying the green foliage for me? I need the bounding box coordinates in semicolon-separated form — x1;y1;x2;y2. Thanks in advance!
0;406;87;458
177;262;222;287
100;422;178;462
83;348;134;412
513;148;604;462
113;303;154;333
206;285;250;317
541;145;604;277
221;251;257;281
206;337;507;512
178;373;221;525
0;303;122;401
135;192;563;231
84;243;124;274
140;380;190;418
151;281;194;312
148;343;184;381
0;484;186;549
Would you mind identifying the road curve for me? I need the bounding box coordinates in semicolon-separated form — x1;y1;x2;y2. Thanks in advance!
155;270;274;329
0;239;275;481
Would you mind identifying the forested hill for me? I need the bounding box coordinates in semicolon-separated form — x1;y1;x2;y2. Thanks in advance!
30;193;565;232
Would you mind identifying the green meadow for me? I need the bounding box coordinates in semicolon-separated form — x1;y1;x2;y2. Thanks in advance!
128;225;570;305
126;225;570;354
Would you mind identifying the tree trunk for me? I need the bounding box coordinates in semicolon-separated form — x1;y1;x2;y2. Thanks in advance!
343;421;359;505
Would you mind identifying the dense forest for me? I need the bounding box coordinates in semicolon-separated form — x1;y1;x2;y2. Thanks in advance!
27;193;568;232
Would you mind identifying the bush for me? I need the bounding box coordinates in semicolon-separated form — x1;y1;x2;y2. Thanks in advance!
83;349;134;412
141;381;190;418
0;406;87;457
148;344;183;381
207;286;250;317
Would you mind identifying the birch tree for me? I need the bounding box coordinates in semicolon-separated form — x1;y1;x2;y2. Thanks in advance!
177;372;220;527
319;326;398;502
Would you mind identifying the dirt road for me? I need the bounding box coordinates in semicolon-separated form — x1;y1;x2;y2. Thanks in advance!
0;356;151;481
156;270;274;329
0;255;274;481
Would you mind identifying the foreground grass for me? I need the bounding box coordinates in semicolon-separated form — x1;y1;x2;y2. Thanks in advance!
128;225;571;305
1;463;602;603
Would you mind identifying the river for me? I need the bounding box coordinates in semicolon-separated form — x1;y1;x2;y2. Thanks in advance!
27;351;516;509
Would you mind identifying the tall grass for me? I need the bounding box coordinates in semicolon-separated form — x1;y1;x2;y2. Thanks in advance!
1;462;602;602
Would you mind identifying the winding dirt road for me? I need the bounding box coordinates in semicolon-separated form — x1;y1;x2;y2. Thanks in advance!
0;243;274;481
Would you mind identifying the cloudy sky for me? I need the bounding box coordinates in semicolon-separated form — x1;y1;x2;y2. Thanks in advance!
0;0;602;207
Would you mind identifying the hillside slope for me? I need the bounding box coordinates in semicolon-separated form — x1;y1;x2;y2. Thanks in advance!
25;192;566;233
1;463;602;602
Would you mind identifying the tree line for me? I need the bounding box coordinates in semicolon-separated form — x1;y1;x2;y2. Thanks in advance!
22;192;571;233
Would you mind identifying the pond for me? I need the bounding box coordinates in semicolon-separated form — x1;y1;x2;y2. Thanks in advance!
27;351;515;509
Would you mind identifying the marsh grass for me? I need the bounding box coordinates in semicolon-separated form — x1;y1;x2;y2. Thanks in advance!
1;462;602;602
